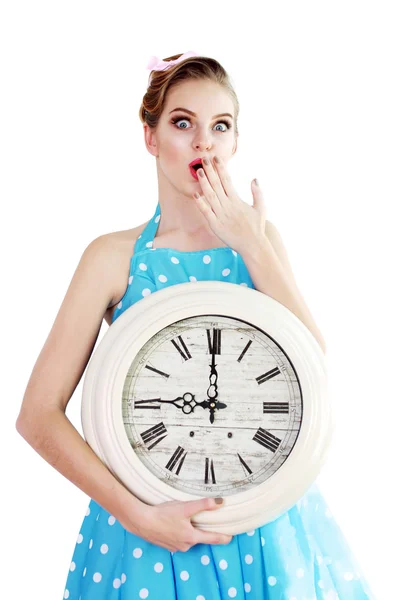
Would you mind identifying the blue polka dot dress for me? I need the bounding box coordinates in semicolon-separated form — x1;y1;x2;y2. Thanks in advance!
63;201;376;600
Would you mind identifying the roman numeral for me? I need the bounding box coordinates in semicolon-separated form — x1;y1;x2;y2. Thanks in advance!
165;446;187;475
204;457;216;484
237;453;253;475
207;328;221;354
256;367;280;385
237;340;252;362
253;427;281;452
263;402;289;414
144;365;170;378
140;422;168;450
134;397;161;409
171;335;192;361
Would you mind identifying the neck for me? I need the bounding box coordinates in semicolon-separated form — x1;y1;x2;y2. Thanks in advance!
157;197;213;238
155;164;213;237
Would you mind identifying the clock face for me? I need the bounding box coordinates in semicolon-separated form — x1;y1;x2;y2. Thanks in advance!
121;315;303;496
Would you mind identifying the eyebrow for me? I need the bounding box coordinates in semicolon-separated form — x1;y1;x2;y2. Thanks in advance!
169;107;234;120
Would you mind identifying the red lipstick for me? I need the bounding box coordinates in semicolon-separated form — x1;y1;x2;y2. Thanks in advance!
188;157;203;181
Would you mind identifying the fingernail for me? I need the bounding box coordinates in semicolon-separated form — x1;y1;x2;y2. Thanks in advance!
214;497;224;504
254;178;259;186
198;169;205;177
214;156;220;164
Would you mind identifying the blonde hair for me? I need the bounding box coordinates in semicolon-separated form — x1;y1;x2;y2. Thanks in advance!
139;53;239;136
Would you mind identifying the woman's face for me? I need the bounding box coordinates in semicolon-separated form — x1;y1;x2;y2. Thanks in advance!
145;79;238;194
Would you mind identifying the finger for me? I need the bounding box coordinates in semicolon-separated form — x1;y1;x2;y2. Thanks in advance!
193;528;233;546
202;158;227;202
194;193;218;224
251;178;266;218
212;156;236;199
197;168;222;212
182;497;224;519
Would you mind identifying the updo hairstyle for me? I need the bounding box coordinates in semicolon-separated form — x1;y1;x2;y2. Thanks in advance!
139;53;239;136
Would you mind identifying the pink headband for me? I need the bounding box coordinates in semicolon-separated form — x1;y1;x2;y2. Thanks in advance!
146;50;199;72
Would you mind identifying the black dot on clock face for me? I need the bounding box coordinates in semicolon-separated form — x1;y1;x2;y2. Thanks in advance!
228;432;233;438
190;431;195;437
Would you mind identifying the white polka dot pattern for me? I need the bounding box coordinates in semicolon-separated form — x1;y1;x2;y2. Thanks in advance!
63;202;377;600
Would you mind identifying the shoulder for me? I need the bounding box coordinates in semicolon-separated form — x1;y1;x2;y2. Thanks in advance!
84;221;149;309
94;220;150;260
88;221;148;255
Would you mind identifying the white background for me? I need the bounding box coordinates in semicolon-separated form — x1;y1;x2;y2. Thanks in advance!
2;1;399;599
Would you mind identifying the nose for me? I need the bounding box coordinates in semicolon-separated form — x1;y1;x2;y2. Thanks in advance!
193;137;212;152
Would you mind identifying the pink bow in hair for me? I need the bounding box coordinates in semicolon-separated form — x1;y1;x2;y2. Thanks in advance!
146;50;199;71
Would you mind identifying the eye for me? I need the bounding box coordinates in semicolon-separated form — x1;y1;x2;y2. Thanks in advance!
172;118;191;129
171;116;231;132
214;122;230;132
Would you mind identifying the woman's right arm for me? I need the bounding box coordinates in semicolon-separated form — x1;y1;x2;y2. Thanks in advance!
15;235;144;523
15;235;232;551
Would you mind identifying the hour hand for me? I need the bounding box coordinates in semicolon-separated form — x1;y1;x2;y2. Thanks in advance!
208;400;227;424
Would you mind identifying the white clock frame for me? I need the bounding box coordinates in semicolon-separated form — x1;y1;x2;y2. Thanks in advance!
81;281;334;535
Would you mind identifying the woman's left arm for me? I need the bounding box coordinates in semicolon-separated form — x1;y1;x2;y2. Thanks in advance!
241;223;327;355
193;157;327;354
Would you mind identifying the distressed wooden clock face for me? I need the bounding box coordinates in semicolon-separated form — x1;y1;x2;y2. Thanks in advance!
121;315;303;496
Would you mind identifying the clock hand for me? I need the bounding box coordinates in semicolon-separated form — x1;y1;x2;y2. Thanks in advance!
207;399;228;424
206;330;221;423
135;393;215;415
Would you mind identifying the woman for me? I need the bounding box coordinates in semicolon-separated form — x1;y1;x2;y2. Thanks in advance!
16;51;376;599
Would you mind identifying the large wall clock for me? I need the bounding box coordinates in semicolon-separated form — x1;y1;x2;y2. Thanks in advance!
82;281;333;535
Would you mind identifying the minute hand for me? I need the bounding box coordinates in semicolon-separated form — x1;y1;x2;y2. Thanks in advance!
135;394;209;414
206;344;220;424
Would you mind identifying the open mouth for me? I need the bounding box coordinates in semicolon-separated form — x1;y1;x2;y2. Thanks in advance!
189;158;203;180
